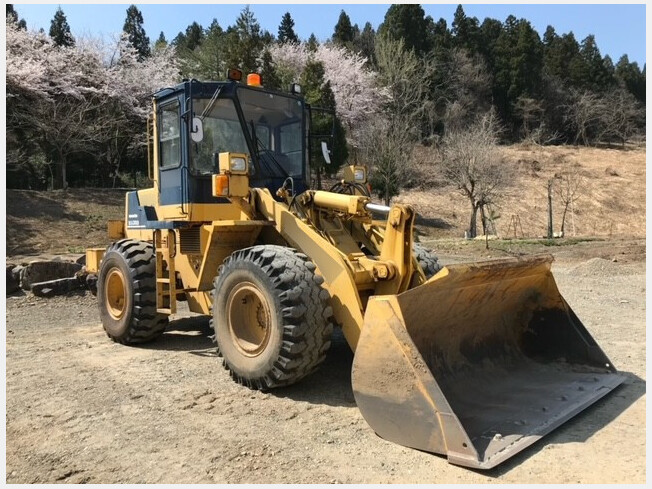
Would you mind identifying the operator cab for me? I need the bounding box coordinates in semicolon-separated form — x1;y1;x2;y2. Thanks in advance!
153;74;309;208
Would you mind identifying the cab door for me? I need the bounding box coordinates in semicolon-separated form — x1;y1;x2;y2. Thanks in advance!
157;94;188;218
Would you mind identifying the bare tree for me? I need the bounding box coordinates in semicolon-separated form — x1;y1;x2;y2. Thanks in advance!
438;110;511;238
555;161;584;237
525;121;561;147
598;88;644;147
515;96;543;141
358;115;416;205
356;34;435;204
374;33;436;133
563;89;605;146
440;49;492;134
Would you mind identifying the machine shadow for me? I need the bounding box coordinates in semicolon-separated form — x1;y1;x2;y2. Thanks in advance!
273;329;356;407
146;318;355;406
142;317;356;408
141;315;216;354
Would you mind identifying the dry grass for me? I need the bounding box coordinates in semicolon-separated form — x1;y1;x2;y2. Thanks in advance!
6;188;125;258
5;145;645;259
397;144;646;239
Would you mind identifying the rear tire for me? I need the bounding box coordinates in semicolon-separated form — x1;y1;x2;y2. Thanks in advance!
414;243;442;279
97;239;168;344
211;245;333;390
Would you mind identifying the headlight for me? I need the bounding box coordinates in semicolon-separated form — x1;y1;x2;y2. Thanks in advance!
230;156;247;172
354;169;365;182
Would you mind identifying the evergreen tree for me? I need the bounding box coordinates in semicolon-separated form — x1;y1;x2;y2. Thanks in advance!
259;49;281;90
431;18;453;51
352;22;376;64
542;25;560;74
300;60;348;182
493;16;518;118
493;17;544;133
513;20;544;98
153;31;167;51
542;25;557;47
223;6;265;74
261;29;275;45
185;22;205;51
603;54;615;78
615;55;646;103
378;4;432;56
477;17;501;70
544;30;582;86
278;12;299;44
451;4;480;54
332;10;354;46
123;5;150;60
578;35;613;91
185;20;224;80
307;33;319;53
6;4;26;29
351;23;361;49
49;7;75;47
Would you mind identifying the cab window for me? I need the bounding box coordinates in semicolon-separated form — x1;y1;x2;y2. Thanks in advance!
190;98;249;175
159;101;181;168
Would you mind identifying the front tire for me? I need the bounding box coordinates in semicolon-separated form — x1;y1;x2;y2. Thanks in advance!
97;239;168;344
211;245;333;390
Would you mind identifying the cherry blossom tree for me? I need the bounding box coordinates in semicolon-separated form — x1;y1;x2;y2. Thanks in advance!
314;43;384;142
6;21;178;188
268;41;383;145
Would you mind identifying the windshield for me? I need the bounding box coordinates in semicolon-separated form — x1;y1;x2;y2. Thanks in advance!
189;97;249;175
238;87;305;177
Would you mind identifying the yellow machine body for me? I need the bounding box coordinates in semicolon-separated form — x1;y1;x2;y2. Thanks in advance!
92;83;624;470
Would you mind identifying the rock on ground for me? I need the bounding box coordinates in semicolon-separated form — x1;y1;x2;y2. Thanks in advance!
19;260;82;290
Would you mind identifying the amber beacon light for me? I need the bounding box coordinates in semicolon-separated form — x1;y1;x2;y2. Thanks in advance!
247;73;262;87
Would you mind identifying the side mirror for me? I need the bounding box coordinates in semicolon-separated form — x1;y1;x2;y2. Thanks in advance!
321;141;331;165
190;117;203;142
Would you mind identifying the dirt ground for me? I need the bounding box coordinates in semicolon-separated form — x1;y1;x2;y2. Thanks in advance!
5;238;645;484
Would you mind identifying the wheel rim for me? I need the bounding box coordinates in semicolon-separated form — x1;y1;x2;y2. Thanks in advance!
226;281;272;357
105;267;127;320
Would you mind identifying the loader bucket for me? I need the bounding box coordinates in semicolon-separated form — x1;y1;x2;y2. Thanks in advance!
351;255;624;469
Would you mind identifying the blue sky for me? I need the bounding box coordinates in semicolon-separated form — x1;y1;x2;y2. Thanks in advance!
12;3;647;67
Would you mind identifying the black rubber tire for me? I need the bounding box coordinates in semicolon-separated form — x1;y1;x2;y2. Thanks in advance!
413;243;442;280
211;245;333;390
97;239;169;344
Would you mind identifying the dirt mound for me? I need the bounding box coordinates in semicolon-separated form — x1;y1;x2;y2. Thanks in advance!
564;257;638;277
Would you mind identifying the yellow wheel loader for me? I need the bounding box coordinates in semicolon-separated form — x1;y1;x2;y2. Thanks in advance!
86;72;624;469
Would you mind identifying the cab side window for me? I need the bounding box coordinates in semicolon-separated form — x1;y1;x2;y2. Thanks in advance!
160;101;180;168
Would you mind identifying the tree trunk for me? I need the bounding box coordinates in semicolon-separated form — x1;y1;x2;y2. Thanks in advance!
468;202;479;238
560;202;569;237
547;179;553;239
480;205;488;236
59;151;68;190
384;180;390;206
